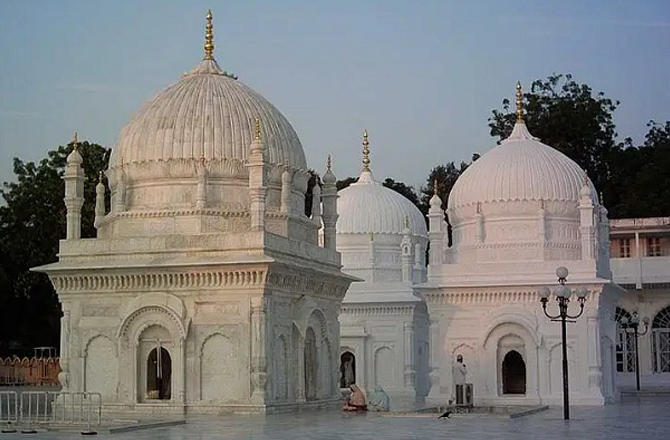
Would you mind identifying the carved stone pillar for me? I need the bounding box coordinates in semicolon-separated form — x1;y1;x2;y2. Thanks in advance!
403;321;416;389
58;307;71;391
250;297;268;404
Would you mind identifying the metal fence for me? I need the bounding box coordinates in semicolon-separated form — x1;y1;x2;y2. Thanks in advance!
0;390;101;434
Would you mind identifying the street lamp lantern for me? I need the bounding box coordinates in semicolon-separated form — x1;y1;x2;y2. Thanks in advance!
539;266;587;420
619;311;649;391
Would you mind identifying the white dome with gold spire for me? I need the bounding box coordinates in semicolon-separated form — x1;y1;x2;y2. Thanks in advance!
110;10;306;170
337;131;427;236
448;83;597;228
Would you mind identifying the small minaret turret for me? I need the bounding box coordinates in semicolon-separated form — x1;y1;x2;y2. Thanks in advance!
475;202;484;243
321;155;338;250
311;179;322;226
94;171;106;230
579;174;596;260
428;180;444;277
401;216;414;283
196;155;207;209
64;132;84;240
248;118;267;231
280;164;292;214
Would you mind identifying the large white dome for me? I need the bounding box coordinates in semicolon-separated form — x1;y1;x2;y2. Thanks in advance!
448;122;595;213
338;171;427;236
110;51;306;169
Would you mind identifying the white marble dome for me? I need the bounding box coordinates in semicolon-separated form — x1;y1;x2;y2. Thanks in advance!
448;122;596;215
110;59;306;169
338;170;427;236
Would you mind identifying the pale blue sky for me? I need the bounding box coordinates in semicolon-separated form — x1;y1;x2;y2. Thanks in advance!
1;0;669;190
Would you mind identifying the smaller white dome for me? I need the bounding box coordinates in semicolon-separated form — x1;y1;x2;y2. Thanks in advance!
338;170;427;236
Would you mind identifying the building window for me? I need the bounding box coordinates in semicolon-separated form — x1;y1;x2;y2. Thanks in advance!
618;239;631;258
647;237;661;257
615;307;635;373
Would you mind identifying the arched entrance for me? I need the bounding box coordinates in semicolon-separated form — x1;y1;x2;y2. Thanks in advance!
502;350;526;394
340;351;355;389
652;306;670;373
146;347;171;400
304;327;318;401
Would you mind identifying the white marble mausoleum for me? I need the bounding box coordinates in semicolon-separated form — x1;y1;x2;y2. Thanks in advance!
35;12;355;415
335;132;431;407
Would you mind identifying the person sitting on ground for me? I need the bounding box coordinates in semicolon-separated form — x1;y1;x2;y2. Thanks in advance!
342;384;367;412
368;386;390;412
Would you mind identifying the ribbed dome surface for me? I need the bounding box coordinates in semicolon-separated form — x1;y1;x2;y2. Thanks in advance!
338;171;427;236
111;59;307;169
448;122;594;210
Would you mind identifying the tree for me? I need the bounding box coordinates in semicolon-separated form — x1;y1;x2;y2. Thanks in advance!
0;140;110;355
335;176;422;212
336;177;358;191
419;159;475;216
607;121;670;217
381;178;421;209
488;74;619;197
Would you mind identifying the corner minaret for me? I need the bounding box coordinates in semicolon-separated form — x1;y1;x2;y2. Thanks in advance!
401;216;414;283
64;132;84;240
321;155;338;250
579;173;596;260
248;118;267;231
516;81;524;123
428;180;444;277
94;171;106;230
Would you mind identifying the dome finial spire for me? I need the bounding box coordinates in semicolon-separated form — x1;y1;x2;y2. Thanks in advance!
516;81;524;123
204;10;215;60
72;131;79;151
362;129;371;172
327;154;332;172
254;117;262;140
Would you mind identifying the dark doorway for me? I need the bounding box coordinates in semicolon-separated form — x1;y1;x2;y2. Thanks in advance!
147;347;172;400
340;351;356;388
304;328;318;401
502;350;526;394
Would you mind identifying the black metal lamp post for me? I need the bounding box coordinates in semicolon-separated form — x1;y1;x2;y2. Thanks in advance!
538;266;588;421
619;312;649;391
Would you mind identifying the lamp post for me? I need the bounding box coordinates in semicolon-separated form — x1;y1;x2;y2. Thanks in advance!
619;312;649;391
538;266;587;421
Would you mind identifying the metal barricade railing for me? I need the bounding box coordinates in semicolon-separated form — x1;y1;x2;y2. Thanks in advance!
49;392;102;431
14;391;102;434
0;391;18;432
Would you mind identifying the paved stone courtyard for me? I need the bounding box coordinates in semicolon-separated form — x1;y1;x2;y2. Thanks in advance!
1;396;668;439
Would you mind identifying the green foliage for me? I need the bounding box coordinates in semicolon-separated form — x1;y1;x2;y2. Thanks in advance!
381;178;421;208
0;141;110;354
336;177;358;191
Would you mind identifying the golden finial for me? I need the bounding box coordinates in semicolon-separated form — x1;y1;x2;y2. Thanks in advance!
516;81;524;122
72;131;79;150
362;130;370;172
204;10;214;60
433;179;438;195
98;170;103;183
254;118;261;140
327;154;332;172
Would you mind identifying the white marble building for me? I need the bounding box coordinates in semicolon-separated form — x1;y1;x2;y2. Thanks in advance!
417;90;621;406
335;132;430;407
610;217;670;389
34;12;354;415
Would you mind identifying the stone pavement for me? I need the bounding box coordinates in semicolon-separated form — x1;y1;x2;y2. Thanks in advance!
1;396;668;439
